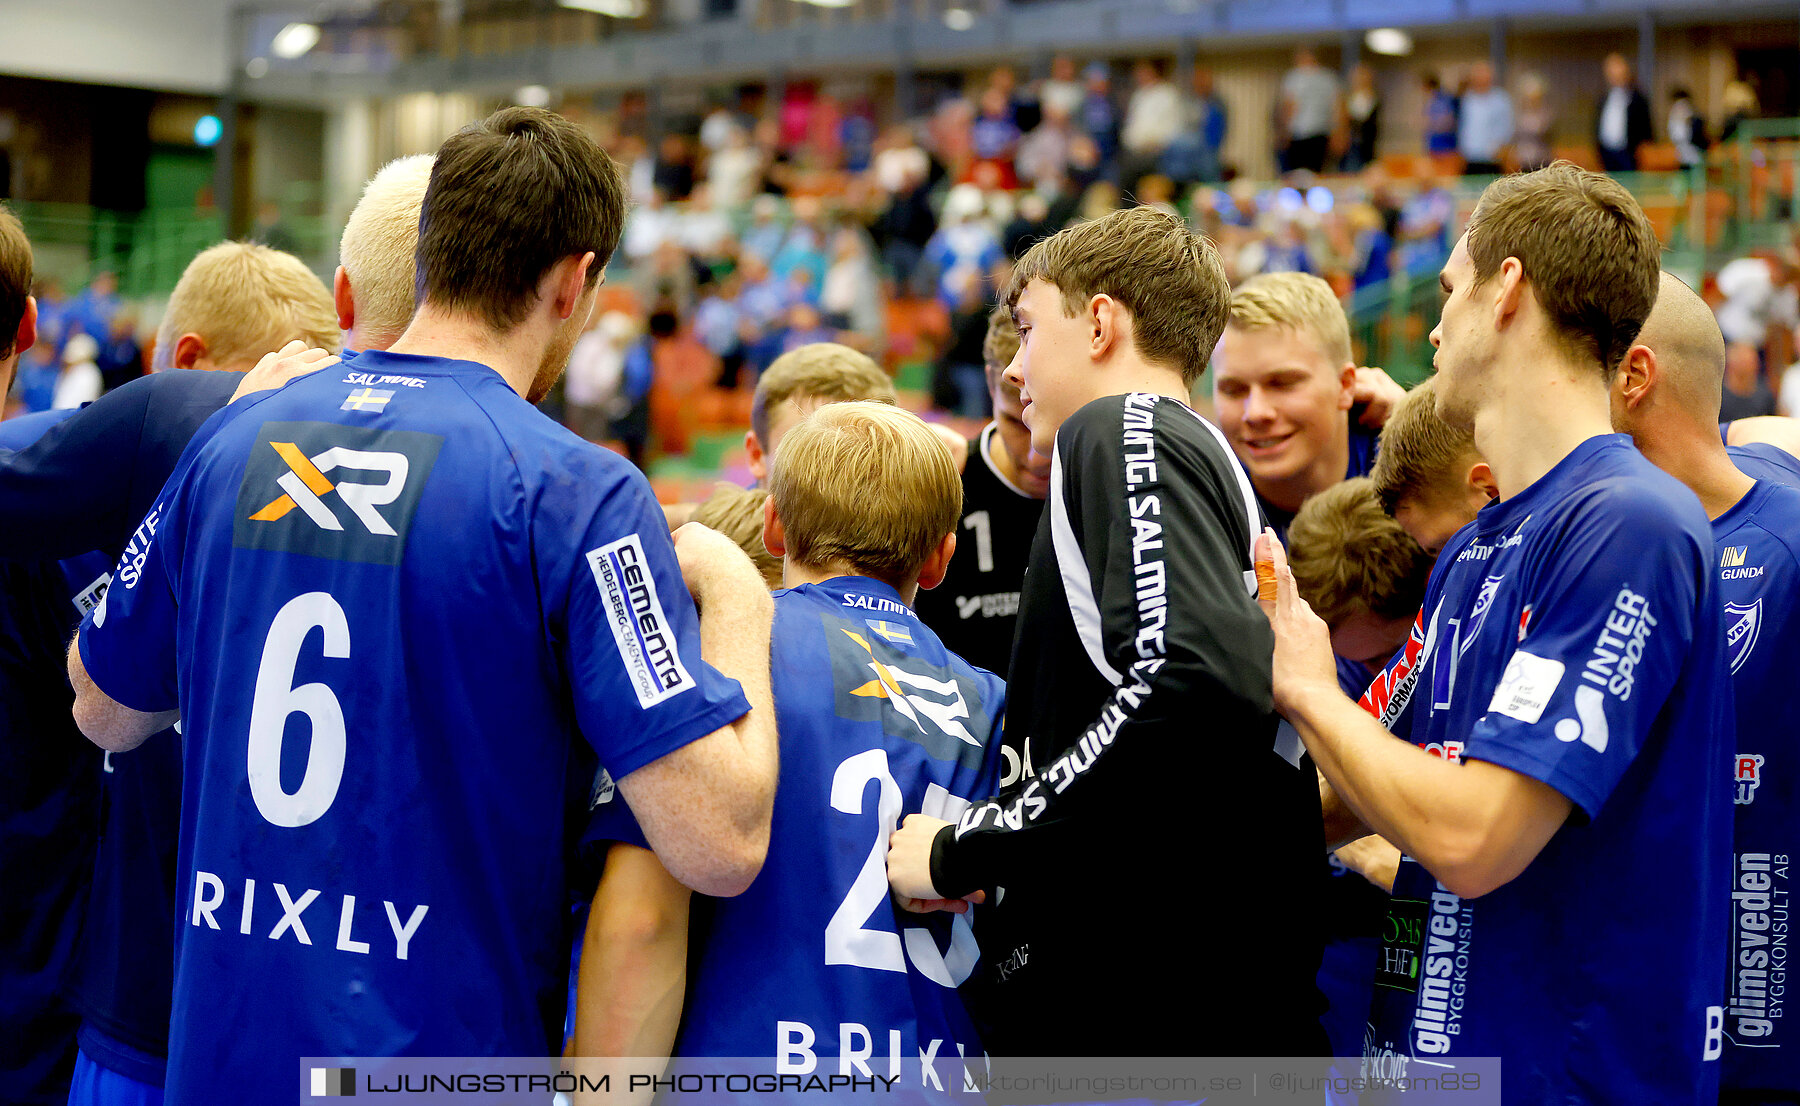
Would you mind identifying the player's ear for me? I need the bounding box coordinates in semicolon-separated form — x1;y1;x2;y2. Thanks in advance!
13;295;36;357
1336;361;1357;411
1493;256;1525;330
760;494;786;558
1088;294;1119;361
172;333;209;371
746;430;768;484
333;267;356;334
915;532;958;592
1467;461;1500;502
1616;344;1655;409
549;252;595;320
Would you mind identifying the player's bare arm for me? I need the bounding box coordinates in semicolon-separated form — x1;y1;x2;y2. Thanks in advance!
1319;770;1372;849
1332;834;1402;894
1258;530;1573;900
571;842;691;1106
66;633;179;752
1726;414;1800;455
617;523;779;898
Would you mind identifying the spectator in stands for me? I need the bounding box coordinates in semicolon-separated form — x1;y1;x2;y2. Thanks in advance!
1781;324;1800;418
708;125;763;210
1512;72;1555;172
1162;65;1228;186
1121;59;1184;193
1078;62;1121;173
565;310;639;445
1422;73;1458;160
1596;51;1653;172
924;183;1002;311
1720;340;1778;421
1721;78;1759;143
1016;101;1077;192
1038;55;1084;122
1668;87;1709;170
1456;60;1513;175
1342;63;1380;173
1281;47;1340;173
971;86;1023;189
819;228;883;343
65;272;120;349
652;133;696;201
12;323;59;412
1340;202;1393;297
250;201;301;256
741;194;788;264
1396;177;1455;275
96;313;142;394
52;332;100;410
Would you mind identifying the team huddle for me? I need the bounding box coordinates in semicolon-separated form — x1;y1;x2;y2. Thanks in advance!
1;106;1794;1106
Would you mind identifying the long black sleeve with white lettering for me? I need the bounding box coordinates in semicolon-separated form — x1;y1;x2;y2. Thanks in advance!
932;392;1279;889
932;393;1325;1056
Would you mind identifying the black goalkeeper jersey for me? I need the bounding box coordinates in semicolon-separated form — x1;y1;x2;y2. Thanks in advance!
912;423;1046;678
931;393;1327;1057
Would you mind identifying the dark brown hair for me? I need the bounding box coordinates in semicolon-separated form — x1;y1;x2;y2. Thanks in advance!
417;107;626;331
1004;205;1229;386
1466;162;1661;376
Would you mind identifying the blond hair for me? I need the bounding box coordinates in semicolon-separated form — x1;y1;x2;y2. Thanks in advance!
768;401;961;584
1369;376;1480;514
156;242;339;370
1004;205;1229;385
693;484;782;590
1227;272;1353;367
1466;162;1661;376
751;342;896;446
1288;477;1431;629
983;303;1019;373
339;155;433;348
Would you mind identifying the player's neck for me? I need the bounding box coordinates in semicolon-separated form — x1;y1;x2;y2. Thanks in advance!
984;426;1022;487
1637;416;1756;520
1087;355;1190;410
782;560;918;605
1257;426;1349;513
1472;357;1618;501
385;304;548;398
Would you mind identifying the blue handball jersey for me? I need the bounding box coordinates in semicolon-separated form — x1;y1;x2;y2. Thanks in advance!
1712;480;1800;1100
76;349;750;1105
586;577;1005;1076
1729;441;1800;489
1356;436;1733;1106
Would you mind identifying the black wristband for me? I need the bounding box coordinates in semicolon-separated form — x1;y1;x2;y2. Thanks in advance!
929;821;981;900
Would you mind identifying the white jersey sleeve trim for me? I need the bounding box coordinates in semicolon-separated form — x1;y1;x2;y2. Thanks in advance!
1176;404;1264;595
1048;438;1124;687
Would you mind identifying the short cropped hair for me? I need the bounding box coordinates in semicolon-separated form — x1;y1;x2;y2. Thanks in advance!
1288;477;1431;629
1370;376;1479;515
1004;205;1229;385
0;205;30;360
156;242;339;370
339;155;434;347
983;303;1019;373
418;107;626;332
769;401;961;584
693;484;783;590
1228;272;1353;367
1466;162;1662;376
751;342;896;446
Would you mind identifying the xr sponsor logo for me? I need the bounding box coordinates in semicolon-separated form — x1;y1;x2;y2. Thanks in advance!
249;440;410;535
233;421;442;566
